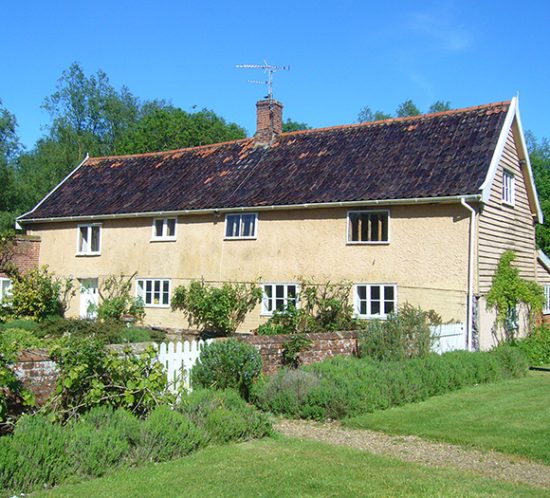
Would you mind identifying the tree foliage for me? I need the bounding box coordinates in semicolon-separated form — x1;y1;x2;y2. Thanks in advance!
282;118;311;133
396;99;421;117
357;99;452;123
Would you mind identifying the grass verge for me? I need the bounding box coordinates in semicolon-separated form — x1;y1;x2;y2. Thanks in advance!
38;437;546;497
344;372;550;464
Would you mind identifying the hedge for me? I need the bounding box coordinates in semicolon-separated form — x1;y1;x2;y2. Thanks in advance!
252;347;529;420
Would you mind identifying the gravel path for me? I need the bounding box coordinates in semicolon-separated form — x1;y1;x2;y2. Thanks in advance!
275;419;550;489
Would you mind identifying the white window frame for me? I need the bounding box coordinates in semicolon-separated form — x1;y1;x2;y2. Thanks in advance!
224;213;258;240
261;283;300;316
544;285;550;315
502;170;515;206
76;223;102;256
353;283;397;319
0;277;12;304
136;278;171;308
347;210;390;245
151;217;177;241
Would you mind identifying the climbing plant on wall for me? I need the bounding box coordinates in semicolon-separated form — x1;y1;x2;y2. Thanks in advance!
486;250;544;341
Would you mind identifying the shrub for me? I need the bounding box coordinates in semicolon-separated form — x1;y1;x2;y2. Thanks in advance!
3;266;74;321
172;280;262;335
140;406;205;462
253;349;529;420
48;336;172;420
0;327;49;349
358;304;440;361
93;273;144;322
0;319;39;331
68;406;141;478
1;414;70;494
515;325;550;365
0;335;35;424
191;339;262;399
256;282;357;335
36;317;159;344
179;389;272;444
282;334;312;368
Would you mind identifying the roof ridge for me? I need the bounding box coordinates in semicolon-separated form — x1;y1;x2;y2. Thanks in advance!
280;100;512;138
88;137;253;161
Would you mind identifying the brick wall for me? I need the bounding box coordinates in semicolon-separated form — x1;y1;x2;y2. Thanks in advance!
237;331;359;375
0;235;41;278
14;349;58;405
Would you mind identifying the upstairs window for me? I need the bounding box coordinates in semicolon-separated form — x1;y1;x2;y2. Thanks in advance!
152;218;177;241
354;284;396;318
77;224;101;255
262;283;299;315
348;211;389;243
544;286;550;314
0;278;12;303
136;278;170;307
502;170;515;206
225;213;257;239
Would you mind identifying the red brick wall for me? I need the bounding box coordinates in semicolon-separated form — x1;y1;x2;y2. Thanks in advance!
14;349;58;405
237;331;359;375
0;235;40;278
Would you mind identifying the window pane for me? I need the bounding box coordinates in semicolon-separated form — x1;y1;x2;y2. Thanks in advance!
384;286;394;301
357;286;366;300
384;301;394;314
371;301;380;315
166;219;176;237
359;300;367;315
371;286;380;300
154;219;164;237
137;280;144;299
275;298;285;311
276;285;284;299
226;215;240;237
79;226;88;252
349;212;359;241
241;214;255;237
263;285;272;312
91;226;100;252
146;281;152;293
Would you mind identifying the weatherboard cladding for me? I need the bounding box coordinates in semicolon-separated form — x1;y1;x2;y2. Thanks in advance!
22;102;510;220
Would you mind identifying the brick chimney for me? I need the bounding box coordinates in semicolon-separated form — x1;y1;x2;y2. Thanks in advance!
255;99;283;144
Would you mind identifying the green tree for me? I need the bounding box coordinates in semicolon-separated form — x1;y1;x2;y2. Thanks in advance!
357;106;392;123
114;104;245;154
282;118;311;132
429;100;452;113
396;99;421;117
527;132;550;254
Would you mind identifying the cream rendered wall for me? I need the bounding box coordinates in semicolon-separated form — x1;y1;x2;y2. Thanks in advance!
29;203;471;331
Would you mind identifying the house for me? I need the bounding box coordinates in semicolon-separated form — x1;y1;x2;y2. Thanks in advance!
15;97;550;349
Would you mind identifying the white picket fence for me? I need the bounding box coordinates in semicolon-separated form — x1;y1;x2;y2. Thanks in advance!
157;339;212;393
430;323;466;354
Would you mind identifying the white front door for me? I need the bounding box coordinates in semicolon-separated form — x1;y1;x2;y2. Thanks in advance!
80;278;99;319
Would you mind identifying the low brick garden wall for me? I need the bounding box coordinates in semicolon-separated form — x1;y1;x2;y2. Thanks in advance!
14;331;360;404
237;331;359;375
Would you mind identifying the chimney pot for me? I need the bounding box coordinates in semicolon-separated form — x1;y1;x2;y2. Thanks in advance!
255;99;283;144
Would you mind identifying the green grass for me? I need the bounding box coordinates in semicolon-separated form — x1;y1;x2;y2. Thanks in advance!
345;372;550;464
37;437;546;498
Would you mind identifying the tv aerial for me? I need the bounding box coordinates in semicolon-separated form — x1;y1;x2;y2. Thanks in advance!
236;60;289;100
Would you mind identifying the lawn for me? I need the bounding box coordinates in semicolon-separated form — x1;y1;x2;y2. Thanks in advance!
38;437;546;498
345;372;550;464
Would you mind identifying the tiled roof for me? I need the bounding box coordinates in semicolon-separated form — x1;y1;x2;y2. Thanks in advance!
21;101;510;220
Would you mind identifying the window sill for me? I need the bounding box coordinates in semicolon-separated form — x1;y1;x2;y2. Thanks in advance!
143;304;171;309
76;253;101;257
224;237;257;241
501;200;515;208
150;238;177;243
346;241;390;246
354;314;389;320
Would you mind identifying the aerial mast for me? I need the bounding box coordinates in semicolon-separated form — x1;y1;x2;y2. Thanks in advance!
236;60;290;100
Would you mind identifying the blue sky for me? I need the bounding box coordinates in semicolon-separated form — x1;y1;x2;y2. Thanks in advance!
2;0;549;149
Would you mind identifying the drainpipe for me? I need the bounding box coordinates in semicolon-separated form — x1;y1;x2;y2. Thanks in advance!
461;198;476;351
